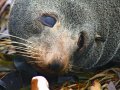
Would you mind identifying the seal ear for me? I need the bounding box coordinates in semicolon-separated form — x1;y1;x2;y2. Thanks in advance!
77;31;89;54
95;33;105;42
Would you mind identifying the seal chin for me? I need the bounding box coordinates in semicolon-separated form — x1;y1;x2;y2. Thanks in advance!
36;59;70;75
33;62;68;75
48;60;64;73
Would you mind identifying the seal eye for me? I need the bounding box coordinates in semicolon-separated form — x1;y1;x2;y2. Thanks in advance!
40;14;57;27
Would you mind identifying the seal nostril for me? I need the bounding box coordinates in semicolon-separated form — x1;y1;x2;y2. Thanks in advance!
49;60;63;72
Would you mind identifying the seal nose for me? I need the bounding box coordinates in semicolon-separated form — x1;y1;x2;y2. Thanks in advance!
49;60;63;72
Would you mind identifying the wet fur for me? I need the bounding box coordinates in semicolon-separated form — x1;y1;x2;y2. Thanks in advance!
9;0;120;74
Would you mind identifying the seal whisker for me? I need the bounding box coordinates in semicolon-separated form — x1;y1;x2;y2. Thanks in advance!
16;54;39;59
11;41;31;47
27;60;45;64
15;51;45;59
0;41;34;52
0;39;31;49
28;61;43;63
0;33;32;43
0;44;33;53
0;41;11;45
13;46;28;50
0;43;11;46
14;47;29;52
0;39;11;41
15;51;32;55
14;46;49;56
0;40;31;48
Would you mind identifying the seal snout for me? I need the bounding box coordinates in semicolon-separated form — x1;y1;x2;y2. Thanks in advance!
49;60;63;72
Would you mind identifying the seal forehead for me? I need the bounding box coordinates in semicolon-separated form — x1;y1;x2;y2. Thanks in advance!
28;0;61;19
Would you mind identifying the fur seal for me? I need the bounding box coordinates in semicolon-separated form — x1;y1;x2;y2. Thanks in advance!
8;0;120;75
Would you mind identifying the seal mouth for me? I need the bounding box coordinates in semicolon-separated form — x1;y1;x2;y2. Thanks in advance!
77;31;88;53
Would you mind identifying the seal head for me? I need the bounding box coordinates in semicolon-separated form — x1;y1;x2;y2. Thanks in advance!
9;0;120;75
